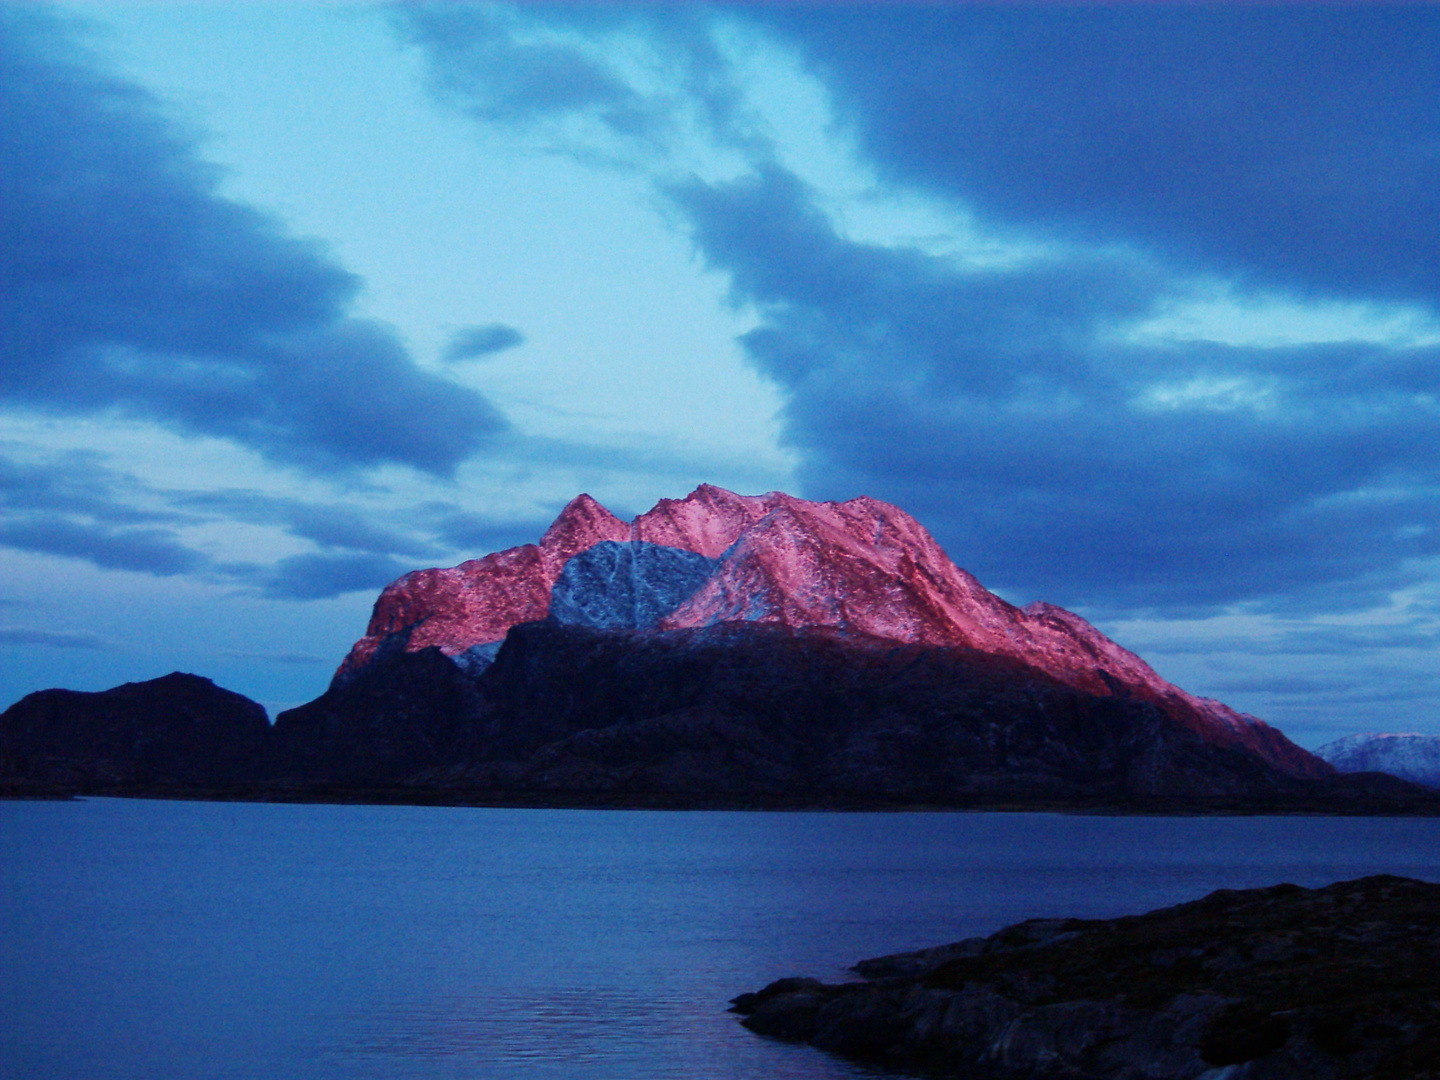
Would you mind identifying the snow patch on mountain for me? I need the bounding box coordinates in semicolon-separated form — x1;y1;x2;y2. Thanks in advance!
548;541;719;631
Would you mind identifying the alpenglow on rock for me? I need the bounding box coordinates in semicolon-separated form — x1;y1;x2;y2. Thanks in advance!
1316;733;1440;790
334;484;1327;779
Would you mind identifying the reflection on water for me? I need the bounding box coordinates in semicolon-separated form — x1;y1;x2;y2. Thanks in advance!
340;987;896;1080
4;799;1440;1080
344;988;702;1065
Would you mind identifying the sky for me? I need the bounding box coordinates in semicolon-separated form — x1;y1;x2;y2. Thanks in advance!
4;2;1440;749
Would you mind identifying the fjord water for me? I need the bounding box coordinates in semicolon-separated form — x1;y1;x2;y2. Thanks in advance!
5;801;1440;1080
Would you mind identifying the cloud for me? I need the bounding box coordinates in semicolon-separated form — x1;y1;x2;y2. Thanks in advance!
386;5;1440;621
217;649;329;666
419;503;552;555
1209;675;1347;697
0;446;562;588
175;489;437;558
0;627;107;649
757;6;1440;304
0;448;184;526
669;166;1440;613
240;552;417;601
397;4;645;128
0;7;507;477
0;518;205;576
1140;623;1440;658
442;323;525;362
0;448;211;576
393;3;746;167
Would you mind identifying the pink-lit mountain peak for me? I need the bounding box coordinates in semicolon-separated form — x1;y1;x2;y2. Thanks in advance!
630;484;804;556
344;483;1132;669
538;493;629;563
333;485;1327;778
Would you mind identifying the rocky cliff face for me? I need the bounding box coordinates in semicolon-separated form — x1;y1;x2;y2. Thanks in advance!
1318;733;1440;789
335;485;1326;779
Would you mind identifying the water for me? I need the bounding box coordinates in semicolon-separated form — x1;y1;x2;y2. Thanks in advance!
4;799;1440;1080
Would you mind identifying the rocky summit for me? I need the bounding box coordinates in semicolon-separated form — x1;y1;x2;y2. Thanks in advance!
732;874;1440;1079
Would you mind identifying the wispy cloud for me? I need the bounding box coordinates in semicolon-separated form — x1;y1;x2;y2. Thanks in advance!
0;627;108;650
217;649;330;666
441;323;525;362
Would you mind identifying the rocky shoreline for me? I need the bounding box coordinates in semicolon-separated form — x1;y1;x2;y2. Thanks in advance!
732;875;1440;1078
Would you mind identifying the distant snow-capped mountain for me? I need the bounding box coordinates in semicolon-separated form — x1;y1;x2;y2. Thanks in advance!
1316;733;1440;789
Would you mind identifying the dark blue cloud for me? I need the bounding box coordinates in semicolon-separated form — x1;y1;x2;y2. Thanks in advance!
442;323;525;362
420;504;552;555
674;167;1440;613
396;4;643;128
0;518;205;576
394;3;746;160
760;6;1440;303
0;448;543;589
359;6;1440;620
0;450;182;525
246;552;417;601
1143;623;1440;658
0;7;506;476
217;649;329;666
0;450;210;576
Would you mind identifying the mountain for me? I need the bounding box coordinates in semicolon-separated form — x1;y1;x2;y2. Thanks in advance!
0;673;270;792
1317;733;1440;790
332;484;1325;780
11;486;1424;809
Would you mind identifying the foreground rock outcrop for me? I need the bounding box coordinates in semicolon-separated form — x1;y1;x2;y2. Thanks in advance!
732;875;1440;1079
1318;733;1440;790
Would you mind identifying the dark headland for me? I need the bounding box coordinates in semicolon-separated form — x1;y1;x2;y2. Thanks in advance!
731;874;1440;1079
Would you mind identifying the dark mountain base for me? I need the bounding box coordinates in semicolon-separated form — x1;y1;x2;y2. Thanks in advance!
265;621;1439;811
732;874;1440;1079
5;623;1440;813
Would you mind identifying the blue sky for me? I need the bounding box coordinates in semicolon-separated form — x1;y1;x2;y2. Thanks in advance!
4;2;1439;748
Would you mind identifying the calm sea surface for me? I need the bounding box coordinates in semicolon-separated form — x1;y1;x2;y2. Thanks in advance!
4;799;1440;1080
